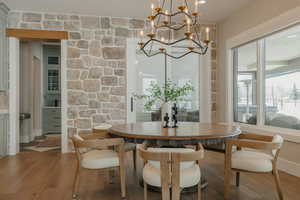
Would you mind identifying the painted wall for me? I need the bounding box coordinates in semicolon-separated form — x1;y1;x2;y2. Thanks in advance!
7;11;218;137
217;0;300;174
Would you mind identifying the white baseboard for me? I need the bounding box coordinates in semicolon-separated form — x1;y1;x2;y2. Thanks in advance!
278;158;300;178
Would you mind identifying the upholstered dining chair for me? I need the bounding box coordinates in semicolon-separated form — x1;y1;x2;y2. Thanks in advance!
93;123;137;170
71;135;126;200
139;143;205;200
224;133;284;200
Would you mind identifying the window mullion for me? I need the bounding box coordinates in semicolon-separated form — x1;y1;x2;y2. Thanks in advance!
257;39;265;126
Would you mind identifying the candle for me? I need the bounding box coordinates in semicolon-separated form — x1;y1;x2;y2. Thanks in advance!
205;27;210;41
187;18;191;33
185;8;189;26
151;20;155;34
194;1;198;13
140;30;144;42
165;10;169;22
151;3;155;16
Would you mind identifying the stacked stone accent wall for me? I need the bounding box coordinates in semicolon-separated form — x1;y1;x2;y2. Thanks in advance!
8;11;218;135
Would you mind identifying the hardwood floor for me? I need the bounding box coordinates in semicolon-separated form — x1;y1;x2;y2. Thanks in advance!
0;150;299;200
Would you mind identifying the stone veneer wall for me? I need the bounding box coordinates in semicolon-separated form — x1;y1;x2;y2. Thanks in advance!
7;11;218;136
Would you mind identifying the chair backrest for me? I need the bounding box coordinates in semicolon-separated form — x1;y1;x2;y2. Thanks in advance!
138;144;204;200
71;136;124;163
272;135;284;157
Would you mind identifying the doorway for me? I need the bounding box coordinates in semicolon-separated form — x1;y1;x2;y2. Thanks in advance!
7;29;68;155
19;40;62;152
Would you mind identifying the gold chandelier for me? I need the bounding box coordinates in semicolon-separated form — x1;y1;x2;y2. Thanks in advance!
138;0;211;59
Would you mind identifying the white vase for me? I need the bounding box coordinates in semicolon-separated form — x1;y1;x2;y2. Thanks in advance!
161;102;172;124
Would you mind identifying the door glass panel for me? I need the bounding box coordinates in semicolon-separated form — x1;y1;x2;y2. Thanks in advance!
135;51;165;122
171;53;200;122
134;45;200;122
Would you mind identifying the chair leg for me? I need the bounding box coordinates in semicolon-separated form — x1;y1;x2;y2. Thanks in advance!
171;186;180;200
143;181;148;200
133;149;137;171
273;169;284;200
236;172;240;187
119;166;126;199
72;164;80;199
109;169;115;184
224;168;231;200
198;183;202;200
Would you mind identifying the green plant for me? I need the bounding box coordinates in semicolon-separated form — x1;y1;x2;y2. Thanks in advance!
134;80;194;110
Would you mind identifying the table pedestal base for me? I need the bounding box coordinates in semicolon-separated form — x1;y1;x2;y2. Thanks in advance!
139;176;208;193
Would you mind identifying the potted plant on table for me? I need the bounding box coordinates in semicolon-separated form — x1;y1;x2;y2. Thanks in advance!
134;80;194;123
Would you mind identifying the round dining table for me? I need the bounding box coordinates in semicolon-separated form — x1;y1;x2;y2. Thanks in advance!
108;122;241;146
108;122;241;192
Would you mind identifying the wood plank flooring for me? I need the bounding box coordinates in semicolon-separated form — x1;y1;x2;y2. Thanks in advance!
0;150;299;200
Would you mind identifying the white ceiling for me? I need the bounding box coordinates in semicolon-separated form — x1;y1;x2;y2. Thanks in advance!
3;0;250;22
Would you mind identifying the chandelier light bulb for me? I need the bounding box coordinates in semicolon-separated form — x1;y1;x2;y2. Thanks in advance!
195;0;198;13
198;0;206;4
165;10;169;21
187;18;191;33
151;3;155;16
151;20;155;34
205;27;210;41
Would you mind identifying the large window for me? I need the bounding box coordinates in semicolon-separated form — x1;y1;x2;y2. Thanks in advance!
233;24;300;130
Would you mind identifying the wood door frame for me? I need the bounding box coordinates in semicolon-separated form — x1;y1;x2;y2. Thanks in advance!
7;29;69;155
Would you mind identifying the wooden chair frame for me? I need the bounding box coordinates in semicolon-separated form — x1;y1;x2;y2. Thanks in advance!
224;133;283;200
139;143;204;200
71;136;126;200
93;128;137;170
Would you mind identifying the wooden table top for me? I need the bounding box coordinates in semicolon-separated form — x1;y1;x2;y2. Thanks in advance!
109;122;241;141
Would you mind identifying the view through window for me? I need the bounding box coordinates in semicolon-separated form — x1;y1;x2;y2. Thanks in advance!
233;24;300;130
265;27;300;130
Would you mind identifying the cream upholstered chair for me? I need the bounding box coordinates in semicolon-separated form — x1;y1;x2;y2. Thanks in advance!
139;143;205;200
224;133;284;200
71;134;126;200
93;123;137;170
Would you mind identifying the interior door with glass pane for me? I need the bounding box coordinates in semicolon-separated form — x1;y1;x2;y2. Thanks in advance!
127;39;200;123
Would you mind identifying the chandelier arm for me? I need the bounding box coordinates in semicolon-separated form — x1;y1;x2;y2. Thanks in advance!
191;39;206;49
151;37;186;46
143;47;208;59
141;38;155;54
154;11;196;21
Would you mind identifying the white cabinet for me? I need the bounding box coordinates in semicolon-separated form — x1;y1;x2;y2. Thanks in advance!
42;107;61;134
0;3;8;91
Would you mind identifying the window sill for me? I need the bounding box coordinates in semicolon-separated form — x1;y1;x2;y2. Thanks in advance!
232;122;300;144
